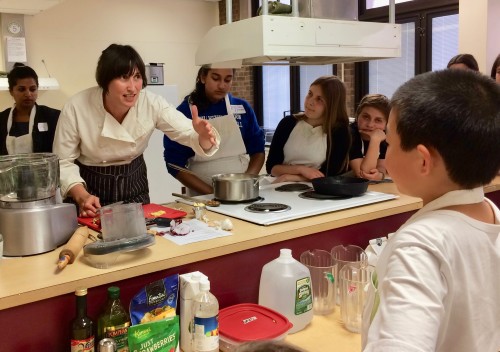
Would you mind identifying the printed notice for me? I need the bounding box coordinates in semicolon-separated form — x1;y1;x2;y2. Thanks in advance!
6;37;27;62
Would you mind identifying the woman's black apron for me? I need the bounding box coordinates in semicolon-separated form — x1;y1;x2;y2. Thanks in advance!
76;154;150;205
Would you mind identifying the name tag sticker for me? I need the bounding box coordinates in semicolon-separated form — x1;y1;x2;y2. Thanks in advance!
38;122;49;132
231;105;246;114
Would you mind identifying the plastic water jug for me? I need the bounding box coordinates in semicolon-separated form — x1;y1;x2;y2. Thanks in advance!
258;248;314;333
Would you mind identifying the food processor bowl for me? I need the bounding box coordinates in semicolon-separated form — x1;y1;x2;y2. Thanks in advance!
0;153;59;202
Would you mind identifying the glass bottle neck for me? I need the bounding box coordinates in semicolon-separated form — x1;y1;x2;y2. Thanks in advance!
76;295;87;318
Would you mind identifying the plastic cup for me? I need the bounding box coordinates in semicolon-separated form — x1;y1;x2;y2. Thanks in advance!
339;264;373;333
299;249;337;315
100;203;147;241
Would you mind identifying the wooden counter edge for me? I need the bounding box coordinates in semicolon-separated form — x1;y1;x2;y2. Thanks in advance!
0;178;498;311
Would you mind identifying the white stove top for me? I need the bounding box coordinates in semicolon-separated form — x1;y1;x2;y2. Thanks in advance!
184;182;397;226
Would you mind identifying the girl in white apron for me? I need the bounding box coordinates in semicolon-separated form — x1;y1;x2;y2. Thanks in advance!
188;95;249;185
164;66;265;196
0;63;60;156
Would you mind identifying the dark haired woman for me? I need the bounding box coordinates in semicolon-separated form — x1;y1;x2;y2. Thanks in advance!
446;53;479;71
164;66;265;195
53;44;220;217
0;63;60;155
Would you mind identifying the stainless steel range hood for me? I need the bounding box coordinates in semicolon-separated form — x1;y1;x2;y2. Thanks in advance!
195;1;401;68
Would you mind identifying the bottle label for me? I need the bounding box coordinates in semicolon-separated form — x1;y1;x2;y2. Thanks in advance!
104;322;130;352
193;315;219;351
71;336;95;352
295;277;313;315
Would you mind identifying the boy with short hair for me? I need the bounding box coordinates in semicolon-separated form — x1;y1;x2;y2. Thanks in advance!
349;94;391;181
362;69;500;352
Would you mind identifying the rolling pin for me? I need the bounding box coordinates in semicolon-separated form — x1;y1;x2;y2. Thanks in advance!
57;226;90;269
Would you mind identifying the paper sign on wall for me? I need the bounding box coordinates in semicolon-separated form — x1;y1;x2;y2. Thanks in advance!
6;36;27;62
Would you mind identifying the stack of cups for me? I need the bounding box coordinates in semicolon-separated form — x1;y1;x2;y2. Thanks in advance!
299;249;337;315
331;245;371;333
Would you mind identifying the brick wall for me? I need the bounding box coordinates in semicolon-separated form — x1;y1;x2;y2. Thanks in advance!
218;1;355;116
343;63;355;117
219;1;255;107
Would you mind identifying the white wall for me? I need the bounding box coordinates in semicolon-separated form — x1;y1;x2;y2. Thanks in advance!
0;0;219;203
459;0;499;74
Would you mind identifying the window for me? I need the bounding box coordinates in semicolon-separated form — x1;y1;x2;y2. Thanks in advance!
366;0;414;9
261;66;290;129
430;13;459;70
369;22;416;97
357;0;458;99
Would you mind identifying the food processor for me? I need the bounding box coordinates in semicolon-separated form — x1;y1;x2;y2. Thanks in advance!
0;153;77;256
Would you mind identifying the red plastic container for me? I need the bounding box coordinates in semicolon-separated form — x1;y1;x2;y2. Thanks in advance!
219;303;294;352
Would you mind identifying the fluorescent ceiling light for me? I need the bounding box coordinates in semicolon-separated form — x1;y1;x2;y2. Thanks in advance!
0;77;60;90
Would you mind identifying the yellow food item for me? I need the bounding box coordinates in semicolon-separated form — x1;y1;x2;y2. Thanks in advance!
150;210;166;217
140;305;176;323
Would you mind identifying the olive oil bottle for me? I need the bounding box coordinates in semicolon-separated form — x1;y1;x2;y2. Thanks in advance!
71;287;95;352
97;286;130;352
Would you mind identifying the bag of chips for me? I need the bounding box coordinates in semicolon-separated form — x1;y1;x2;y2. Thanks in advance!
128;316;179;352
130;274;179;325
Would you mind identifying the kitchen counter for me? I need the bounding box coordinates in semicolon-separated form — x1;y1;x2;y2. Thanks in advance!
285;309;361;351
0;182;421;310
0;177;499;351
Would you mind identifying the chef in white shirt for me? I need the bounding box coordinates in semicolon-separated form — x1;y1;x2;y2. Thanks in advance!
53;44;220;218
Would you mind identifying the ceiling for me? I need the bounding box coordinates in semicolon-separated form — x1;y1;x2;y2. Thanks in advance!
0;0;217;15
0;0;65;15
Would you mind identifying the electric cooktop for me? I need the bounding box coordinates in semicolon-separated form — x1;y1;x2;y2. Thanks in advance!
181;182;397;226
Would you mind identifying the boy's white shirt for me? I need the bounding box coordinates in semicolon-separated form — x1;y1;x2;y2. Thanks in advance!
362;187;500;352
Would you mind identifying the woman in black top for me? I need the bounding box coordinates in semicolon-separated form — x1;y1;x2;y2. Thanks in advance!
266;75;351;182
0;63;60;155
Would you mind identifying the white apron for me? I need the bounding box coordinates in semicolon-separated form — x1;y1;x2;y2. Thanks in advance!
6;104;36;155
188;95;248;194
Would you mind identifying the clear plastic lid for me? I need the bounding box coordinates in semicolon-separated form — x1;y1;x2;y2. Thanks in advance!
83;234;155;269
83;233;155;255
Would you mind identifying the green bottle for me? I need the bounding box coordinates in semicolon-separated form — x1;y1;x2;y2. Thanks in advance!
97;286;130;352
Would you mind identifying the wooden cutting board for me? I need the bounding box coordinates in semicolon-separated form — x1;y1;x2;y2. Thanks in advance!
78;203;187;232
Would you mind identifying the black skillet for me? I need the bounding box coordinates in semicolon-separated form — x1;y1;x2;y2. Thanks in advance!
311;176;369;197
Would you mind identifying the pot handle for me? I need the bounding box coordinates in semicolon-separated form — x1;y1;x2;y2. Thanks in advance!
253;174;268;187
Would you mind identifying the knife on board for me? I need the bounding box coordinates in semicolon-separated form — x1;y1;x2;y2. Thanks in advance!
171;193;220;207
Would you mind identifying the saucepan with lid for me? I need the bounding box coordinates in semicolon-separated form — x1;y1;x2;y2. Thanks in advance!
312;176;369;197
212;173;266;202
